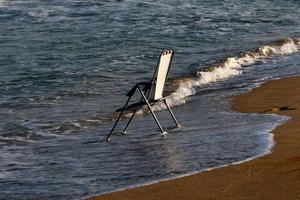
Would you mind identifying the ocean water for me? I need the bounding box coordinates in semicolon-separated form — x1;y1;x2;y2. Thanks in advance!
0;0;300;199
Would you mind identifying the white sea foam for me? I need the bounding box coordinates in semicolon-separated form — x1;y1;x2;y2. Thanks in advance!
28;10;49;18
71;122;88;129
0;135;38;143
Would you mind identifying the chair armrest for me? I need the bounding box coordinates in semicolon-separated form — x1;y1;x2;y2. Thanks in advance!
126;82;151;97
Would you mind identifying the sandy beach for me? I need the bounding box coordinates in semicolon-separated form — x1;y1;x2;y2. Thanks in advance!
88;76;300;200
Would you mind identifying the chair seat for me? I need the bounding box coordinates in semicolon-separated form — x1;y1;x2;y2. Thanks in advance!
115;97;167;112
115;99;154;112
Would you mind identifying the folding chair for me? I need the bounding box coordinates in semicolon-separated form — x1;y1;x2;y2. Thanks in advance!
106;50;181;141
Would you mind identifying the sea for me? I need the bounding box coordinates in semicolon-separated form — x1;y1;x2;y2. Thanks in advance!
0;0;300;199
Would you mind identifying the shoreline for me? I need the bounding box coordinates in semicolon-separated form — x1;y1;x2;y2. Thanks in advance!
88;76;300;200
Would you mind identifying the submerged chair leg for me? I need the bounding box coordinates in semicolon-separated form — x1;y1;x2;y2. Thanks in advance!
106;96;132;142
122;110;137;134
138;87;166;134
122;97;145;134
163;99;180;127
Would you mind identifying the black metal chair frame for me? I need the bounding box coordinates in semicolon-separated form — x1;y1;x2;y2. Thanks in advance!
106;50;180;141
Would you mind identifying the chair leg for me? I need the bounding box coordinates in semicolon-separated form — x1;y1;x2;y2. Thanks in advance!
106;96;131;142
164;99;180;127
122;97;145;134
122;110;137;134
138;87;166;134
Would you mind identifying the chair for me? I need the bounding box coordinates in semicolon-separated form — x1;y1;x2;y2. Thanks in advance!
106;50;181;141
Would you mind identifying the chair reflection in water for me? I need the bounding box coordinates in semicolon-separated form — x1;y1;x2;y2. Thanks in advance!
106;50;181;141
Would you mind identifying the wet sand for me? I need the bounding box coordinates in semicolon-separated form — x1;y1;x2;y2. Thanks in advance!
88;76;300;200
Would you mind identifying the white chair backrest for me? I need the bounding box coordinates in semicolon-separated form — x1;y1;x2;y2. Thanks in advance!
154;50;174;100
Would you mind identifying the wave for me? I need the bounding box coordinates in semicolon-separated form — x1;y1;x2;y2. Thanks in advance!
63;37;300;129
26;37;299;134
133;37;300;115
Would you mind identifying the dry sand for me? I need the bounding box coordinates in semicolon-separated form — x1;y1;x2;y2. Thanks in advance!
89;76;300;200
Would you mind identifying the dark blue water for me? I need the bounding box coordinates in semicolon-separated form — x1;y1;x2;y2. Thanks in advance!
0;0;300;199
